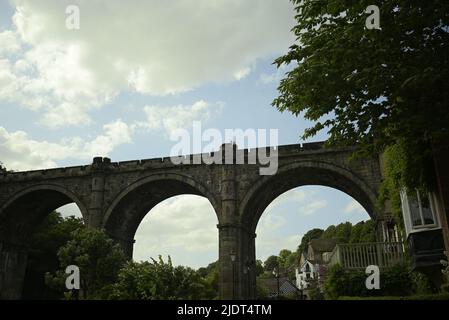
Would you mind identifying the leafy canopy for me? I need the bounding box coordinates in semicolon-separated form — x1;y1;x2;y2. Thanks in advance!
274;0;449;156
23;211;84;299
263;255;279;272
296;228;324;255
46;227;127;299
107;256;215;300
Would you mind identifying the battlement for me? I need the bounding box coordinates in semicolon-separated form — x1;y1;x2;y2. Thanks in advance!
0;141;355;180
0;165;89;181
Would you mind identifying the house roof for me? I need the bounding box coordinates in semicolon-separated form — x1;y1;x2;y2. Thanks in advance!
309;239;337;253
300;259;315;269
280;280;300;295
299;252;307;265
258;277;300;296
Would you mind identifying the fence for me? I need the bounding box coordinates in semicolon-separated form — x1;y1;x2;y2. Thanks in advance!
328;242;406;269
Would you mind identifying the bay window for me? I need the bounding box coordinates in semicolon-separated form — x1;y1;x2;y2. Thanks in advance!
400;188;440;236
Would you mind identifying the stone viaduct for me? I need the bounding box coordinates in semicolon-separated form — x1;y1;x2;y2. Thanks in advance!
0;141;385;299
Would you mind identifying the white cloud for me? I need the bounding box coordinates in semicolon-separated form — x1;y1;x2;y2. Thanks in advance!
233;67;251;80
139;100;222;137
300;199;328;216
258;213;287;231
38;103;94;128
257;62;295;85
0;97;218;170
0;30;21;55
282;189;309;203
256;232;302;262
344;199;365;214
258;70;284;85
264;189;312;213
80;119;133;157
0;119;132;171
0;36;113;128
133;195;218;268
256;211;301;261
1;0;295;127
58;203;83;219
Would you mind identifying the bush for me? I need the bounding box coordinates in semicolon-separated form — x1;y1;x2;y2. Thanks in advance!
411;271;435;295
107;257;212;300
324;264;369;299
324;263;415;299
45;228;127;299
256;279;270;299
308;286;324;300
381;264;414;296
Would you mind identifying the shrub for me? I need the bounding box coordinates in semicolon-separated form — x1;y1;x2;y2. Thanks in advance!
324;263;414;299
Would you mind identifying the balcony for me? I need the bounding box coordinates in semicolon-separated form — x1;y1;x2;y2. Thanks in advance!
327;242;407;270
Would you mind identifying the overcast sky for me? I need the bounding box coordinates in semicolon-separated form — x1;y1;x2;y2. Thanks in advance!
0;0;369;268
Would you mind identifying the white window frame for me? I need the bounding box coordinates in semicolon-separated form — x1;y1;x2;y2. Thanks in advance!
400;188;441;236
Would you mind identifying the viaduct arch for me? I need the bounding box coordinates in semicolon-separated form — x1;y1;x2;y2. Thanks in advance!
0;142;385;299
101;173;221;257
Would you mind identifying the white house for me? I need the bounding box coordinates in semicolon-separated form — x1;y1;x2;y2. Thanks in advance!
295;259;316;290
295;239;336;292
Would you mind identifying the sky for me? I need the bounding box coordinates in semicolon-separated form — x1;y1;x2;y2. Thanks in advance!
0;0;369;268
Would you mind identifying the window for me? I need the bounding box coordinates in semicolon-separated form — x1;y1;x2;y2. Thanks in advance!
400;189;440;235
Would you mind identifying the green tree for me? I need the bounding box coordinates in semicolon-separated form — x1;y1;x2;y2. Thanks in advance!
349;221;365;243
256;278;270;299
278;249;292;268
321;221;376;244
273;0;449;191
201;261;219;299
333;222;353;243
377;139;437;232
263;255;279;272
296;228;323;255
45;228;126;299
197;261;217;278
358;220;377;243
22;211;84;299
255;260;265;277
108;256;210;300
320;225;337;240
278;249;298;280
285;251;298;270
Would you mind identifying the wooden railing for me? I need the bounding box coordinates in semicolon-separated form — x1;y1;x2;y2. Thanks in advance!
328;242;406;269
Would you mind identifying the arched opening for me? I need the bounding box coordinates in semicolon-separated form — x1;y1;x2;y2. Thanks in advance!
102;174;219;255
0;185;87;299
255;186;372;299
102;176;220;299
133;195;218;268
241;161;378;231
239;161;380;299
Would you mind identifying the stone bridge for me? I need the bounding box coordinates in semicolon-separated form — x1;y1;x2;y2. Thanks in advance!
0;141;385;299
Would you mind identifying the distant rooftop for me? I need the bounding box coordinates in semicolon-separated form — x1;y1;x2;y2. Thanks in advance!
309;239;337;253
